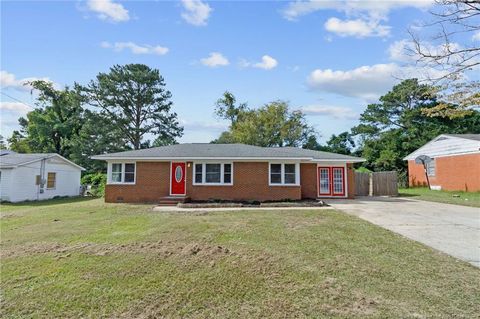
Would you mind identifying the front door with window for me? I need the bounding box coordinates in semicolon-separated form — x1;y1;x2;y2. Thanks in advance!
171;162;186;195
317;166;345;197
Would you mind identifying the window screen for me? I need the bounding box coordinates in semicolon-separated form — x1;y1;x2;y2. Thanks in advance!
426;159;436;176
47;172;56;189
124;163;135;183
270;164;282;184
223;164;232;184
284;164;296;184
205;164;221;183
195;164;203;183
111;163;122;182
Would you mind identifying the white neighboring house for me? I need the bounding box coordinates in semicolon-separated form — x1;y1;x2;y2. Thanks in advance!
0;151;85;202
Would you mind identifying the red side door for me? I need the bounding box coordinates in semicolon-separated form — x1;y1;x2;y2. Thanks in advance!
317;166;345;197
171;162;186;195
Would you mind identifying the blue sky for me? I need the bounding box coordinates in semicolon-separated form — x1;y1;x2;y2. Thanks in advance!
1;0;462;144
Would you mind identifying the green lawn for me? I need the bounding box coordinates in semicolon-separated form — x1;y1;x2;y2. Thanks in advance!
1;198;479;318
399;187;480;207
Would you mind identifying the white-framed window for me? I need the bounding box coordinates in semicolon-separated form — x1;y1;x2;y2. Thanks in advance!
269;163;300;186
46;172;56;189
426;159;436;177
108;162;136;184
193;163;233;185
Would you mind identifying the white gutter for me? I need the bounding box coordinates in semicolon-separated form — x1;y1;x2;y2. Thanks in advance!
91;156;365;162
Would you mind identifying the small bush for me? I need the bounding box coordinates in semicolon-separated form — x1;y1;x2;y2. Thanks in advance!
81;172;106;197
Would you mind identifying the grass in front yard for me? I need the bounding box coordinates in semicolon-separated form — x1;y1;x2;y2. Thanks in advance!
1;198;479;318
399;187;480;207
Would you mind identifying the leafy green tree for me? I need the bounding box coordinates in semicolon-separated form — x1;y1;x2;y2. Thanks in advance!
214;91;247;125
17;80;84;157
0;135;7;150
214;100;314;147
69;110;128;172
7;131;31;153
303;132;356;155
353;79;480;172
80;64;183;149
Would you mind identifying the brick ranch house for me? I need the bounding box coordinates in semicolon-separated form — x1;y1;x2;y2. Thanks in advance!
404;134;480;192
92;143;365;203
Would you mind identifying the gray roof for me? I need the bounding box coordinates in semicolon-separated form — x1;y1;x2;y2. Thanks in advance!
0;153;85;169
0;150;16;156
444;134;480;141
92;143;364;162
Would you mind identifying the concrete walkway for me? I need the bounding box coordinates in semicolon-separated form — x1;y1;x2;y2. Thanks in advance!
153;205;330;213
326;197;480;268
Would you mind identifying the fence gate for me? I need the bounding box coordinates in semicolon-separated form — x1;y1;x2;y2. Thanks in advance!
355;171;398;196
355;172;370;196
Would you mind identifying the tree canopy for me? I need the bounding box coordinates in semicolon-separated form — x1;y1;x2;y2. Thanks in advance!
353;79;480;172
79;64;183;149
212;96;314;147
6;64;183;172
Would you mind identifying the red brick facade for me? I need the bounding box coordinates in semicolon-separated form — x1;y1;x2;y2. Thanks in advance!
408;153;480;191
105;162;170;203
105;161;356;203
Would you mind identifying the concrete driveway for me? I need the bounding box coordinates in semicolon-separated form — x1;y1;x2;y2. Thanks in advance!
326;197;480;268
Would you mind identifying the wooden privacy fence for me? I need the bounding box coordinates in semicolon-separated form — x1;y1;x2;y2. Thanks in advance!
355;171;398;196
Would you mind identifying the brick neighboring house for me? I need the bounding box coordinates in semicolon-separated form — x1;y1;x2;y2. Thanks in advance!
92;143;365;203
404;134;480;192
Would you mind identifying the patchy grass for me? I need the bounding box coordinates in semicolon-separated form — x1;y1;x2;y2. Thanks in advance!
1;198;479;318
399;187;480;207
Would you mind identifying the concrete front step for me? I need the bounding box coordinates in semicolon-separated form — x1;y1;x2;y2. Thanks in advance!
157;196;189;206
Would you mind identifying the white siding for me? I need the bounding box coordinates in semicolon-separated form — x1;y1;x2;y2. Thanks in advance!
0;169;13;201
405;135;480;160
0;157;81;202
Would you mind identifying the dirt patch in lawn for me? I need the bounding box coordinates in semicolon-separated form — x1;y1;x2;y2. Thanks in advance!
0;241;232;260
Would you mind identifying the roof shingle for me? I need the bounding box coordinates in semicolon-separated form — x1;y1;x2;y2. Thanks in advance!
92;143;364;162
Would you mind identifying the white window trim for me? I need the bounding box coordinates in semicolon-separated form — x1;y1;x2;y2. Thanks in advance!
426;159;436;177
192;162;233;186
46;172;56;190
268;162;300;186
107;162;136;185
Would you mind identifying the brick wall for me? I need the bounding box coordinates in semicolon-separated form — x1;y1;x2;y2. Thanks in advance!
105;160;357;203
186;162;301;201
300;163;317;199
105;162;170;203
408;153;480;191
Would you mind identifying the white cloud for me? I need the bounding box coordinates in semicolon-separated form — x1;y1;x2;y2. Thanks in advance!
387;39;413;62
283;0;432;38
87;0;130;22
307;63;446;101
473;31;480;41
307;63;399;100
388;39;469;67
301;105;358;119
0;70;52;91
200;52;229;67
0;102;32;115
254;55;278;70
101;41;169;55
181;0;212;26
283;0;432;21
324;17;390;38
240;55;278;70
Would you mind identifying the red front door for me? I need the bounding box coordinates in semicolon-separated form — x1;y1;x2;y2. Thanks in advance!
171;162;186;195
317;166;345;197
